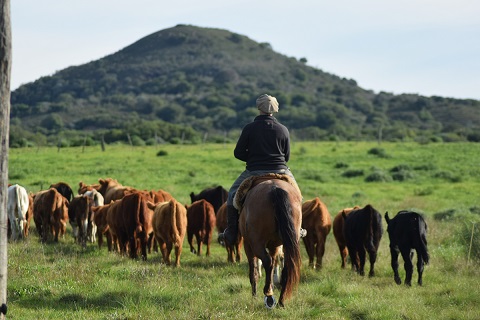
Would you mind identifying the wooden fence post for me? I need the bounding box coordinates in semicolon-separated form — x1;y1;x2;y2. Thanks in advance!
0;1;12;318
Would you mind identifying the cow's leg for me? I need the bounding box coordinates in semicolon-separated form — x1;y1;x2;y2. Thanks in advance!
303;235;315;268
196;234;202;256
367;248;378;277
140;237;148;261
416;250;425;286
357;247;366;276
174;242;182;267
235;242;242;263
128;236;137;259
390;246;401;284
206;233;212;257
339;244;348;269
159;238;170;264
400;248;414;286
187;232;196;254
315;234;327;269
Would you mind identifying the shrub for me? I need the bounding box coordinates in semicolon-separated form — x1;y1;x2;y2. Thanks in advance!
433;171;462;183
334;162;349;169
365;170;392;182
342;169;364;178
433;209;456;221
367;147;390;158
156;150;168;157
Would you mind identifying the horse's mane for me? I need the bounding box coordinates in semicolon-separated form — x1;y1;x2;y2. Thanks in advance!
233;173;300;210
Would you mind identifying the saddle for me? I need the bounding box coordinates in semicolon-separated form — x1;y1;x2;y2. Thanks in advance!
233;173;301;211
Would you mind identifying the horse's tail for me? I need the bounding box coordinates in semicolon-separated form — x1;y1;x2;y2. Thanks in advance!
416;214;430;265
270;185;301;301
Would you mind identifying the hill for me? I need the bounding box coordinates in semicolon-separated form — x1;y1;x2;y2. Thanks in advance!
9;24;480;147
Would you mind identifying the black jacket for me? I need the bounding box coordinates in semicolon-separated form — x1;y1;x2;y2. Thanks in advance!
234;115;290;171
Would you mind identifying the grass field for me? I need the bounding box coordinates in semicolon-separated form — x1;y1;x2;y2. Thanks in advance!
5;141;480;319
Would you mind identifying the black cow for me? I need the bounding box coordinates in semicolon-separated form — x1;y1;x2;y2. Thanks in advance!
50;182;74;202
190;186;227;215
385;210;429;286
343;204;383;277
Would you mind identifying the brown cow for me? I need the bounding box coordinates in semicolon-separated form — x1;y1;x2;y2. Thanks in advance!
216;202;242;262
301;197;332;269
148;199;187;267
106;192;152;260
97;178;134;203
33;188;69;242
24;192;34;238
149;189;174;203
333;206;360;269
186;199;216;257
92;201;119;251
78;181;101;195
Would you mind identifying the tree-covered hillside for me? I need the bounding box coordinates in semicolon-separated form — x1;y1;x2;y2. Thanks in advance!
9;24;480;147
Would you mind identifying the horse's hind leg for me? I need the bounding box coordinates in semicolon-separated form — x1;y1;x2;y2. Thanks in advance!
259;252;274;297
244;243;258;296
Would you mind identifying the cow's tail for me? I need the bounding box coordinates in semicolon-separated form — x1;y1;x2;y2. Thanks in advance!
270;185;301;302
170;200;181;247
416;215;430;265
367;205;382;251
135;194;145;235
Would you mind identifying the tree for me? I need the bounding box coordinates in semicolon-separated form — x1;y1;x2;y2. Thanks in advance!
0;1;11;318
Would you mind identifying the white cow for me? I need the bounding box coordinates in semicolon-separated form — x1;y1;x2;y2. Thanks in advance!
7;184;30;240
84;189;104;243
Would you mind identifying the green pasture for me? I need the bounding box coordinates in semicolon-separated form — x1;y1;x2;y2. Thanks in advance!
5;141;480;319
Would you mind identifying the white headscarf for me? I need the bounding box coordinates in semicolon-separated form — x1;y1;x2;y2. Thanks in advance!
256;94;279;113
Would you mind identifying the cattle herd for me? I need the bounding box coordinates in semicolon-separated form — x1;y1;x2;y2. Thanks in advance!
6;178;429;287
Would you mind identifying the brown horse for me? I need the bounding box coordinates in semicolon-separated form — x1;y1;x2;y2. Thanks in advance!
237;177;302;308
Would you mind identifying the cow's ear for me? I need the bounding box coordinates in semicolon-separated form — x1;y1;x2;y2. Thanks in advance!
146;201;156;210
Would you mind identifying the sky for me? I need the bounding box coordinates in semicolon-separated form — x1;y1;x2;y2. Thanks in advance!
10;0;480;100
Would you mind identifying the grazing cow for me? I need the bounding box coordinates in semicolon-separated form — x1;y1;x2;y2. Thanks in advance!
50;182;74;202
385;211;429;286
97;178;135;203
190;186;228;215
343;204;383;277
149;189;174;203
68;195;92;247
33;188;69;242
216;202;242;262
106;192;152;260
333;206;360;269
186;199;216;257
7;184;30;240
147;199;187;267
24;192;34;238
301;197;332;269
84;189;104;243
92;201;118;251
78;181;101;195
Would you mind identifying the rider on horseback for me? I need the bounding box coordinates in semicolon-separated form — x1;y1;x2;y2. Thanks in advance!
219;94;299;245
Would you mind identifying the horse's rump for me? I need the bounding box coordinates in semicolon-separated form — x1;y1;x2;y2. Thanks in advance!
239;178;302;306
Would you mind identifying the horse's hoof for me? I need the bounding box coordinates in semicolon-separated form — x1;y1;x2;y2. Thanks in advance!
264;295;276;309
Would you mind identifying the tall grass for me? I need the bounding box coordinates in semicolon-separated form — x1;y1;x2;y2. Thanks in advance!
6;141;480;319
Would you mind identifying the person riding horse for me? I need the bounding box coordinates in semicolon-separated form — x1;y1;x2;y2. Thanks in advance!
219;94;299;245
